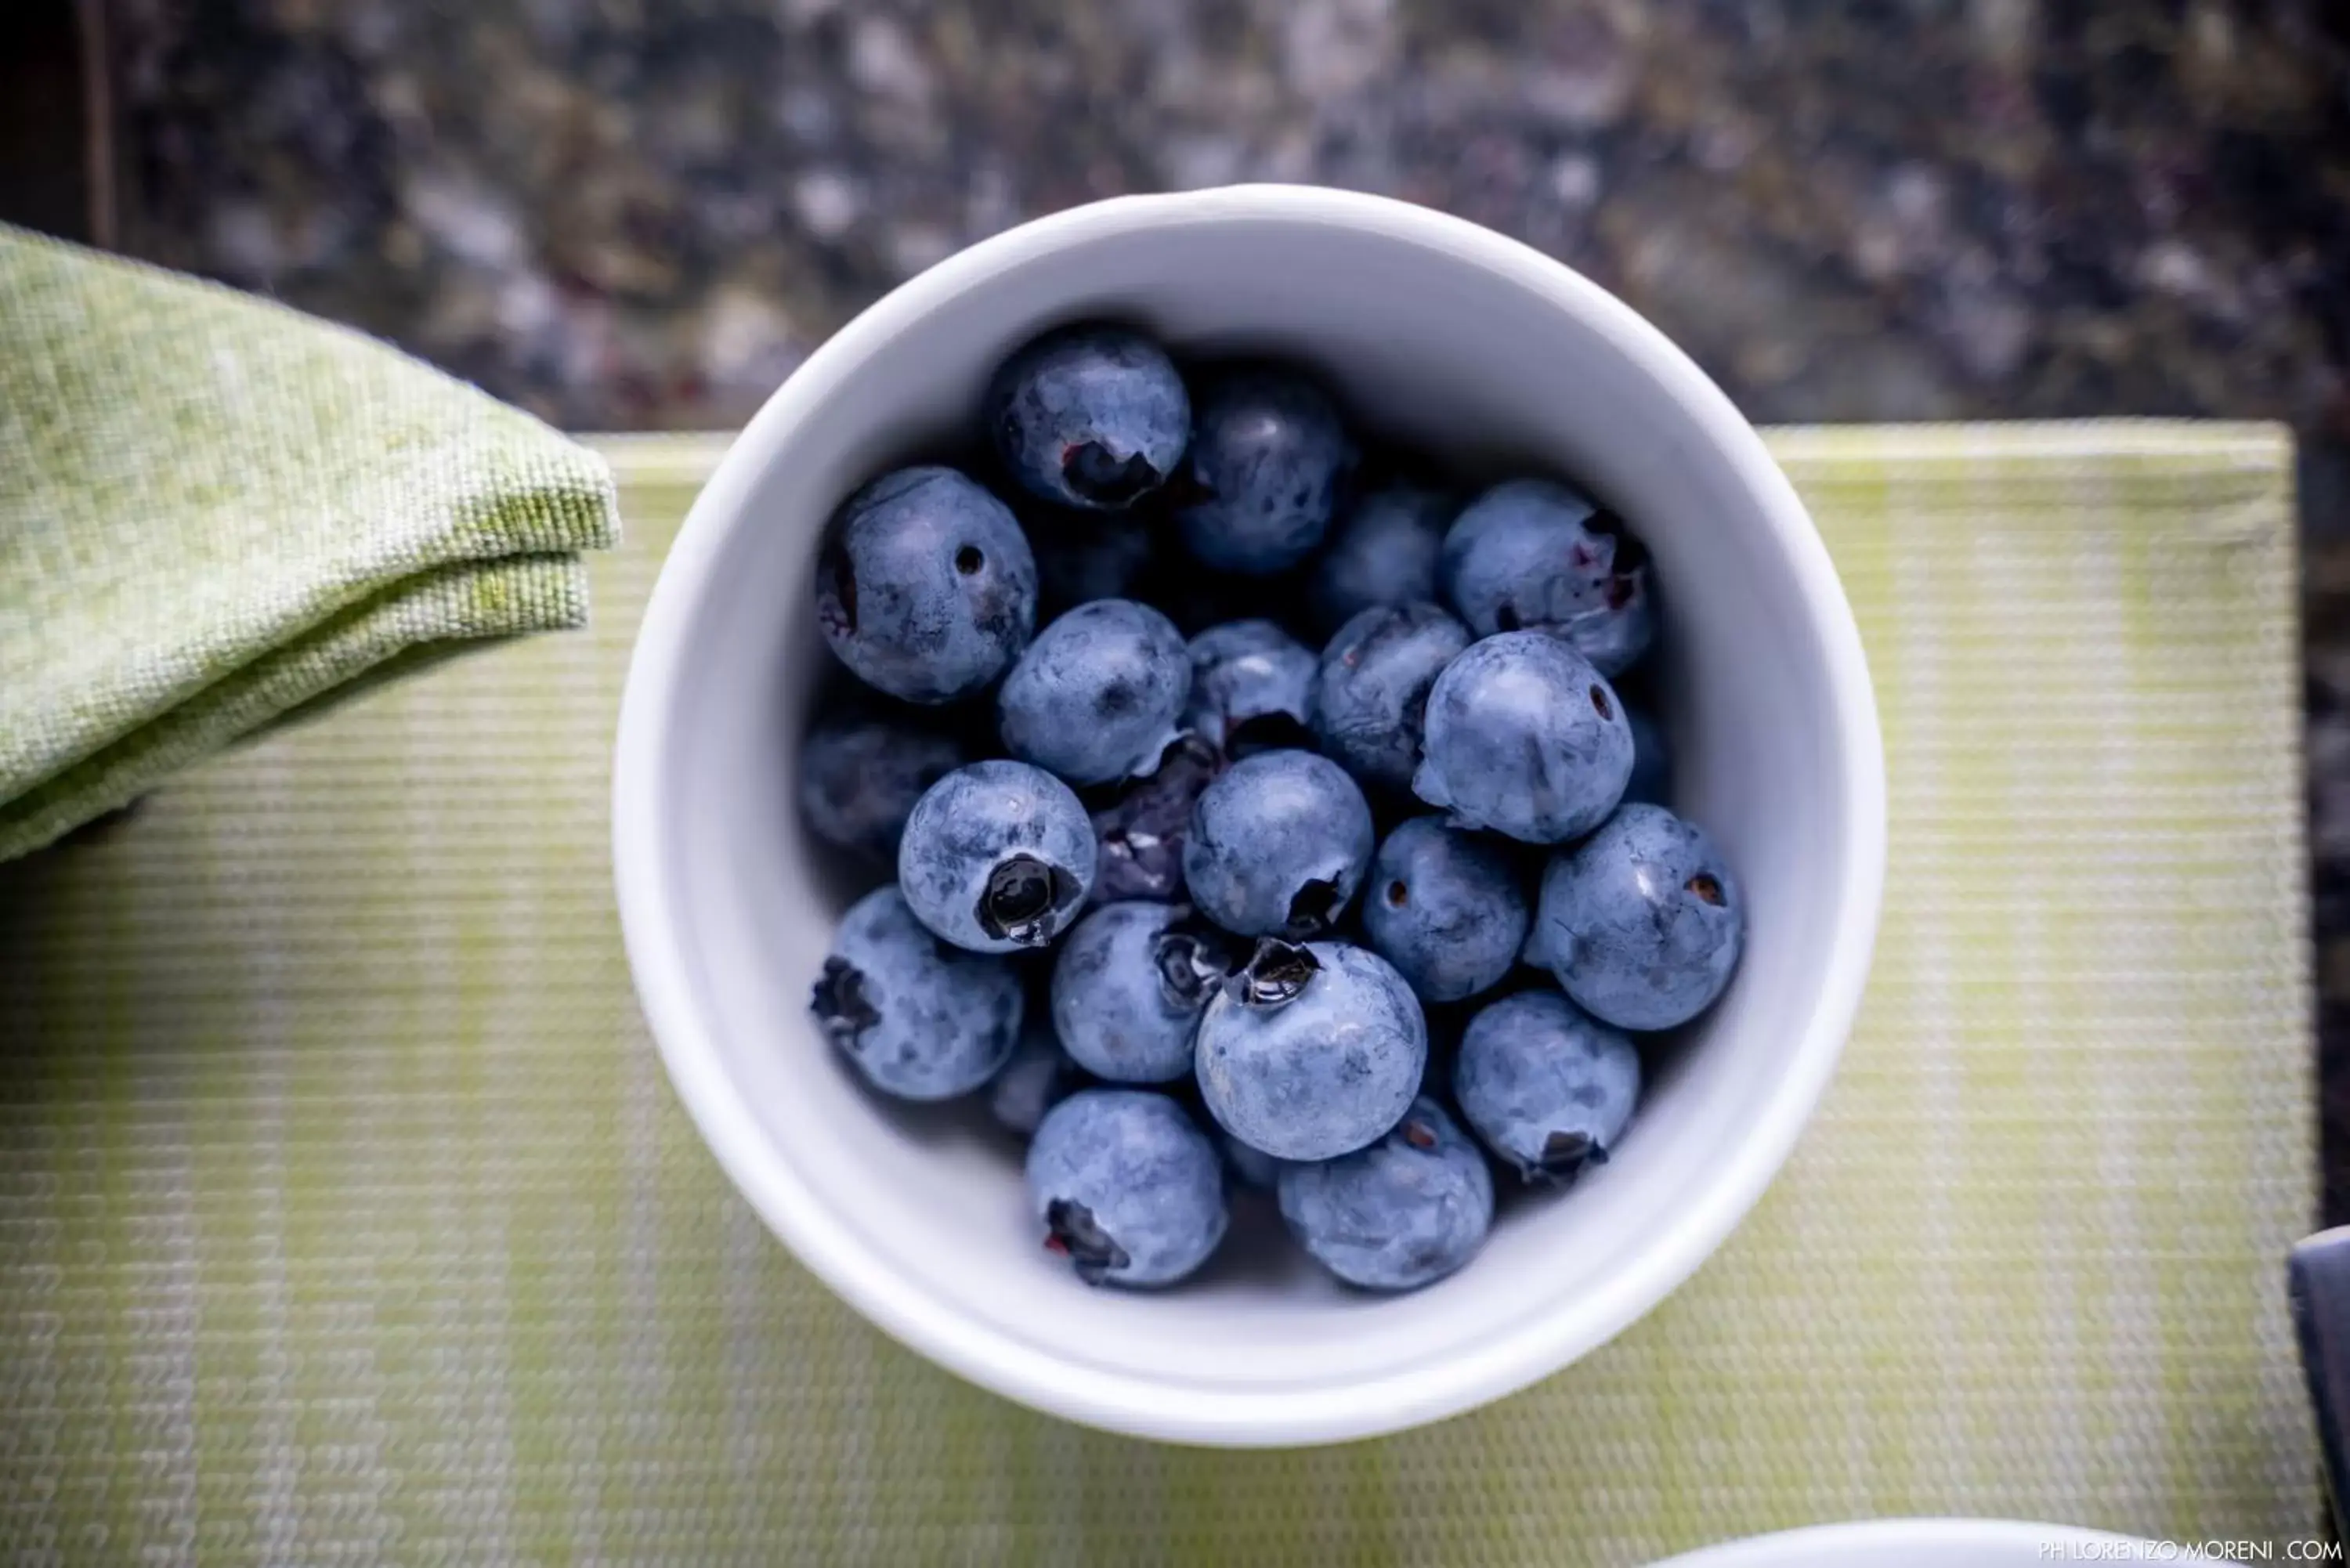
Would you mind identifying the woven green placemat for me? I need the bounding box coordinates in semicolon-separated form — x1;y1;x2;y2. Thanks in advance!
0;424;2314;1563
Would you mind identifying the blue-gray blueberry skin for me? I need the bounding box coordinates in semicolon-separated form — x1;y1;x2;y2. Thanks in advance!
1361;817;1530;1004
898;760;1097;954
1223;1133;1282;1191
1276;1097;1492;1291
1025;1089;1228;1287
796;711;966;863
1088;735;1219;903
809;887;1025;1100
1309;602;1473;793
815;465;1039;703
1308;482;1453;634
988;1023;1084;1137
1439;478;1656;677
1412;630;1633;844
1454;989;1640;1182
986;325;1191;511
1195;939;1426;1162
998;599;1192;786
1528;803;1746;1031
1050;901;1238;1083
1026;503;1158;616
1173;370;1356;576
1184;619;1317;757
1622;701;1673;807
1182;750;1375;939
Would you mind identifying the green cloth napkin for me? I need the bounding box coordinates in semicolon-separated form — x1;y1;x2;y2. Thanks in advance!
0;225;619;861
0;427;2310;1562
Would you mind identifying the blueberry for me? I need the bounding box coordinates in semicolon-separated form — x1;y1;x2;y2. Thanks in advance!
1622;700;1673;807
1454;989;1640;1182
1025;502;1159;616
1412;630;1632;844
1173;370;1354;575
989;1023;1084;1136
1528;803;1745;1030
1361;817;1529;1003
1088;735;1220;903
898;760;1097;953
1308;482;1452;634
815;465;1038;703
1223;1133;1282;1190
1195;939;1426;1162
999;599;1191;786
1276;1097;1491;1291
808;887;1024;1100
1184;619;1317;757
1182;750;1374;938
1439;478;1655;677
1050;901;1240;1082
987;324;1191;510
1309;602;1472;793
1026;1089;1228;1287
797;710;966;863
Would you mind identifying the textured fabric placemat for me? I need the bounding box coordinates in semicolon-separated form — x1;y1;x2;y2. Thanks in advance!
0;226;620;862
0;424;2313;1564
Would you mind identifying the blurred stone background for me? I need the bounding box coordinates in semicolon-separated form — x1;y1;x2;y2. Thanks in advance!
103;0;2350;439
10;0;2350;1205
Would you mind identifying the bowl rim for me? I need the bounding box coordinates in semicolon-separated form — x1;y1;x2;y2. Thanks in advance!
612;183;1889;1447
1646;1519;2148;1567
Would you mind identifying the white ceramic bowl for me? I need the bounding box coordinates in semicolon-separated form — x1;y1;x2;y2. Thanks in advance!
613;185;1886;1447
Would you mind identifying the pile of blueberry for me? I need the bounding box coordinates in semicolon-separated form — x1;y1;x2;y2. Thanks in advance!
803;322;1745;1294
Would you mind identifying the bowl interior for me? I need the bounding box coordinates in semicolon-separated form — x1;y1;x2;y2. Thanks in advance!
625;190;1875;1436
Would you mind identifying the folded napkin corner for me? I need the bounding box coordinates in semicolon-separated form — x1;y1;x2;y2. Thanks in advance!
0;224;625;861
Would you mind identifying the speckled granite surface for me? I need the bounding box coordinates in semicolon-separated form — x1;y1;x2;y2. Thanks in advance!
103;0;2350;1208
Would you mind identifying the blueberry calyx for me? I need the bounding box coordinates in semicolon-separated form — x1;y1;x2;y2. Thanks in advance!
1229;938;1321;1008
1154;922;1240;1009
1096;824;1168;893
1044;1198;1131;1284
1063;443;1162;508
1583;509;1647;612
1283;876;1345;937
1401;1118;1438;1151
1101;823;1155;857
810;957;880;1049
1685;873;1725;906
1531;1128;1606;1183
1091;735;1219;901
978;854;1082;945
